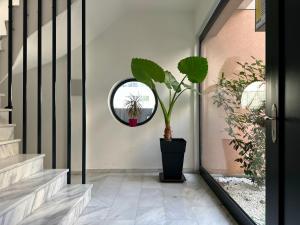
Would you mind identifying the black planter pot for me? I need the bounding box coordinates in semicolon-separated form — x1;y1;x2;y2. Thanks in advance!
160;138;186;182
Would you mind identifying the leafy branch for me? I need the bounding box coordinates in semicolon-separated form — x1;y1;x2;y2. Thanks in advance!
212;57;266;185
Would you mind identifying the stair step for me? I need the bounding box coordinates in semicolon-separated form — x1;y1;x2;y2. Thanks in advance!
0;94;5;107
13;0;20;6
0;109;12;124
0;169;68;225
0;139;20;159
18;184;93;225
0;154;44;190
0;124;15;141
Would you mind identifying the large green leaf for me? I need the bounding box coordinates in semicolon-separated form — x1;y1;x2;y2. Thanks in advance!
178;56;208;83
164;71;181;92
131;58;165;88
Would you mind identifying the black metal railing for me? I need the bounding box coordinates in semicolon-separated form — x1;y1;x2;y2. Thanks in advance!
7;0;13;123
52;0;57;169
6;0;87;184
82;0;87;184
37;0;42;154
67;0;72;184
22;0;28;153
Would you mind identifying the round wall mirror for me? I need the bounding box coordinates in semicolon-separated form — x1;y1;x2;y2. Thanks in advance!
110;78;158;127
241;81;266;109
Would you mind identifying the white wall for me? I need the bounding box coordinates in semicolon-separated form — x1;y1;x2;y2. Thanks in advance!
7;2;219;172
70;11;196;171
12;56;68;169
0;0;75;83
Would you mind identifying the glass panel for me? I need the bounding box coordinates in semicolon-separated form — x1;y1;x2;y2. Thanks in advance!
201;2;266;225
110;79;157;127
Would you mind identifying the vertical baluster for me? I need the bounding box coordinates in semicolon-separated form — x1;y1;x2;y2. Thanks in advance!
52;0;57;168
7;0;13;123
37;0;42;154
23;0;28;153
82;0;86;184
67;0;72;184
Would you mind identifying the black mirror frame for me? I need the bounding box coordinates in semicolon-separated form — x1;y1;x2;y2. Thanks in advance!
109;78;158;127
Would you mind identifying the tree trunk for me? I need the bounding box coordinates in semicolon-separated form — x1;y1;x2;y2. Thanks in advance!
164;124;172;141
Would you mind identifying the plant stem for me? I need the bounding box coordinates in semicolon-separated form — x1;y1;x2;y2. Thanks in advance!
152;87;169;125
174;88;188;103
153;76;188;141
167;75;187;120
164;122;172;141
170;75;187;107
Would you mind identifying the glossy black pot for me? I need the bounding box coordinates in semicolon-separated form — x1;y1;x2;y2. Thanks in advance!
160;138;186;181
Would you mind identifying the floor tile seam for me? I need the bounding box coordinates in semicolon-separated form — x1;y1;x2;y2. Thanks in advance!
162;186;176;222
104;175;127;219
161;184;206;221
101;175;124;190
134;175;145;223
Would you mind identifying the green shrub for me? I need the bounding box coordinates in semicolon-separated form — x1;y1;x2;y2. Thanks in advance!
212;57;266;185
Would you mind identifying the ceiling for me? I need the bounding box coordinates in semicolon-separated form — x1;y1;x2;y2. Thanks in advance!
120;0;199;12
11;0;202;74
87;0;199;14
86;0;200;44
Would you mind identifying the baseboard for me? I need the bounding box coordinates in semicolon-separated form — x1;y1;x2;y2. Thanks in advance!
72;168;197;175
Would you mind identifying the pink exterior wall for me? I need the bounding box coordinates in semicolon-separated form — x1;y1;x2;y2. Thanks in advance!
201;10;265;174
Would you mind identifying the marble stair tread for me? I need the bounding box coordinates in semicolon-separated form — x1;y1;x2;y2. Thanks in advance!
0;108;12;112
18;184;93;225
0;139;21;159
0;124;16;127
0;154;44;173
0;127;16;142
0;139;20;145
0;169;68;217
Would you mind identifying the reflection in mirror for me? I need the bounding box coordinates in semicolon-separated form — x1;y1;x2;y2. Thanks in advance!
110;79;157;127
241;81;266;109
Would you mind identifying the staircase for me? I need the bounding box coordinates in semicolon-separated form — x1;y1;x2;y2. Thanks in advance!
0;0;27;82
0;0;78;83
0;93;92;225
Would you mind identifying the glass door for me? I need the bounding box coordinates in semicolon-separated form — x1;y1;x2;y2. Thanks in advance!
200;1;267;224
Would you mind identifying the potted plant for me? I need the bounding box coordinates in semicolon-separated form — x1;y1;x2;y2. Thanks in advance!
131;57;208;181
125;95;142;127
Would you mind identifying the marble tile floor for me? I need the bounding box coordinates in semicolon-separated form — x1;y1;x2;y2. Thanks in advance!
73;173;238;225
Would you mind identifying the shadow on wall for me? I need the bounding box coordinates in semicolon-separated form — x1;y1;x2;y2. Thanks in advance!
80;11;196;171
201;9;265;175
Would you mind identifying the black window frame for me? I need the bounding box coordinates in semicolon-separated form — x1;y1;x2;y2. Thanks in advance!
198;1;261;225
109;78;158;127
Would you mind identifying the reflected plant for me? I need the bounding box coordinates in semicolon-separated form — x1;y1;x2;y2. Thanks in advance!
212;57;266;185
124;95;142;119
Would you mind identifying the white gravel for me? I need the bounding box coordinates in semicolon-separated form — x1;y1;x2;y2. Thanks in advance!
214;176;265;225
